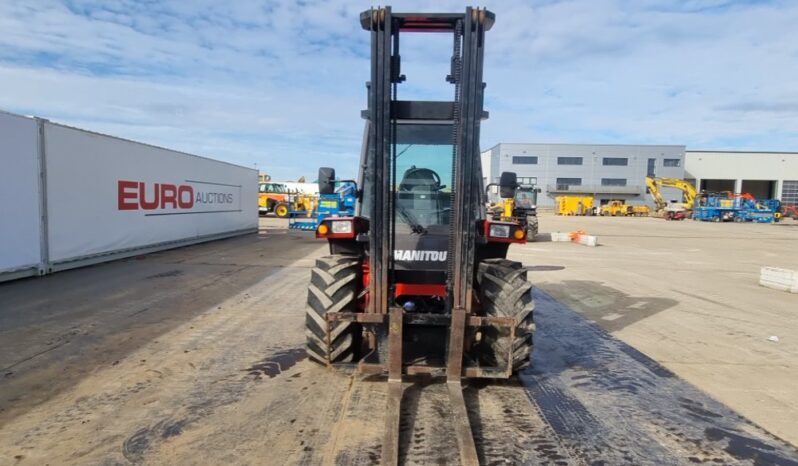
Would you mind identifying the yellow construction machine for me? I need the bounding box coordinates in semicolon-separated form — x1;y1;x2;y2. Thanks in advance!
645;176;697;219
555;195;594;216
487;183;540;240
599;200;650;217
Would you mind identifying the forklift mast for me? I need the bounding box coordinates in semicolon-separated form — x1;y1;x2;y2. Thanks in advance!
360;7;494;321
359;9;495;464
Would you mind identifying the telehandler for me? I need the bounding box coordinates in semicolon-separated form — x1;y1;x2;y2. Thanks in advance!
488;182;540;240
303;7;533;465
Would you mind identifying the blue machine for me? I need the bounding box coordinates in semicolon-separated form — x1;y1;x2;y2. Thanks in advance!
693;194;738;222
693;193;778;223
289;181;357;231
735;197;778;223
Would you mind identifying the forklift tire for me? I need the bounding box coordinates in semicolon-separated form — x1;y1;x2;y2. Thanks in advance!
476;259;535;373
275;203;290;218
305;255;360;365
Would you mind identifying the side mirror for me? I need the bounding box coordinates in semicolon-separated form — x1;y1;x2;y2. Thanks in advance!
318;167;335;195
499;171;518;199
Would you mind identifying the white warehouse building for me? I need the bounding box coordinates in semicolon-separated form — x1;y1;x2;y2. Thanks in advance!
684;150;798;206
480;143;686;207
481;143;798;208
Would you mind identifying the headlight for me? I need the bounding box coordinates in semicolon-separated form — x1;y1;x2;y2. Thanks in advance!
330;220;353;234
489;224;510;238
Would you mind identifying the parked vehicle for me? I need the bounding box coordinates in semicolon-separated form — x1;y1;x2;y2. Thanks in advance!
288;181;356;231
645;176;697;219
488;182;540;240
781;204;798;220
258;182;293;217
302;9;530;463
599;200;650;217
693;192;777;223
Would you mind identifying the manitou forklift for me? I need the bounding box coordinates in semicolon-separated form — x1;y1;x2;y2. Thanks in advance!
304;7;534;465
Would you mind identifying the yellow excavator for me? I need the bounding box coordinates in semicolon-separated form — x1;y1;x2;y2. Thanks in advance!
645;176;698;219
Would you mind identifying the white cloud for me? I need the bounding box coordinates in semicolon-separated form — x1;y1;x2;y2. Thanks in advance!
1;0;797;180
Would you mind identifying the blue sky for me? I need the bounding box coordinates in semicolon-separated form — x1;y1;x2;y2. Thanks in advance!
1;0;797;180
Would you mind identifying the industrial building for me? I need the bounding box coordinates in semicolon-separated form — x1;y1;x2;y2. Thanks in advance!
684;150;798;206
481;143;798;208
481;143;686;207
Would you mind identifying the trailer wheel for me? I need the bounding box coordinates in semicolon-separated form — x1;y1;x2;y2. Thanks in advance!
476;259;535;373
305;255;360;365
275;203;290;218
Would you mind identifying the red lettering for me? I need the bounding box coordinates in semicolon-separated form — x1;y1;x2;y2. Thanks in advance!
160;184;177;209
119;181;195;211
139;182;160;210
178;185;194;208
118;180;138;210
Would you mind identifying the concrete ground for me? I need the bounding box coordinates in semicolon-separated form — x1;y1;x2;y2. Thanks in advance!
0;215;796;465
514;213;798;446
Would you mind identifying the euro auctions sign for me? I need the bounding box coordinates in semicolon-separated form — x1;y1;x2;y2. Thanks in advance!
117;180;241;215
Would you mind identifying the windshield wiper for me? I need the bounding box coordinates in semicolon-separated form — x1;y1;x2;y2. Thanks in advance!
396;203;427;235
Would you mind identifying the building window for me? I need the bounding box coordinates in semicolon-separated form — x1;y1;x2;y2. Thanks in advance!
557;157;583;165
783;180;798;206
602;157;628;166
556;177;582;186
647;158;656;177
512;156;538;165
601;178;627;186
663;158;681;167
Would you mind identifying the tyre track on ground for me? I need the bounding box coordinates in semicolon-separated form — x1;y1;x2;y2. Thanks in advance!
518;289;798;465
3;232;798;465
1;250;334;465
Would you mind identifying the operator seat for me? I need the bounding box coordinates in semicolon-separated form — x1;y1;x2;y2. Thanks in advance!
398;166;446;226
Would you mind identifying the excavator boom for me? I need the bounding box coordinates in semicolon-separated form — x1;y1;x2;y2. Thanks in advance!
645;176;698;215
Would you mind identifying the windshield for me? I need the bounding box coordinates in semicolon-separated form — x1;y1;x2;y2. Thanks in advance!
515;190;537;208
395;123;453;229
358;122;457;230
259;183;287;193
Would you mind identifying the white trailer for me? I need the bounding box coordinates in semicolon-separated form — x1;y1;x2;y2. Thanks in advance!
0;111;44;281
0;110;258;282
